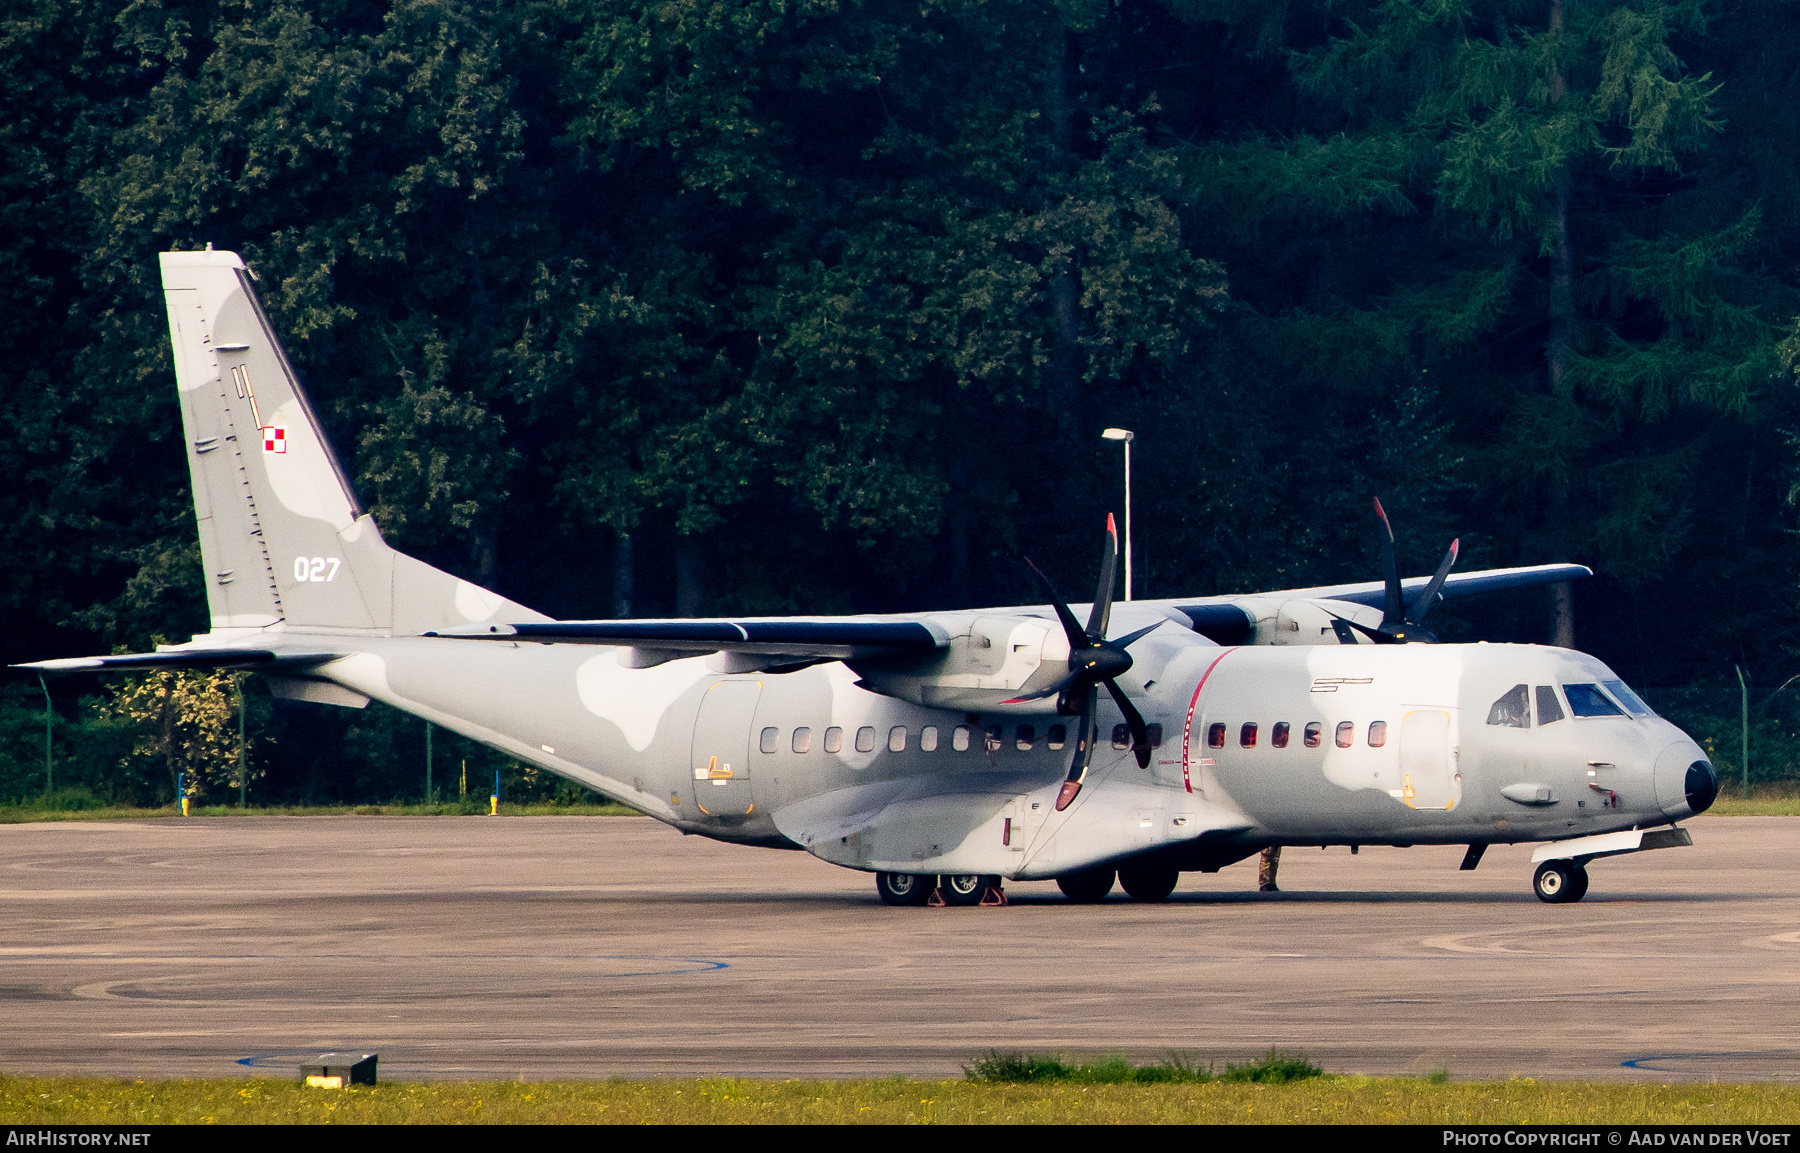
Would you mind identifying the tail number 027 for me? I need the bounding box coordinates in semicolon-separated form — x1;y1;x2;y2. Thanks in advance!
294;557;342;582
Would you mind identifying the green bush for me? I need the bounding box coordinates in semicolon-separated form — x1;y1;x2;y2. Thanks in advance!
1219;1049;1324;1084
963;1049;1312;1085
22;786;108;812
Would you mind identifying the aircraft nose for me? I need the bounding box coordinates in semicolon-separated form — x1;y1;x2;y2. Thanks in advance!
1654;739;1716;817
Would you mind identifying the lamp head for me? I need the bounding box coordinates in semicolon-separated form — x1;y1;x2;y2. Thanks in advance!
1101;427;1134;442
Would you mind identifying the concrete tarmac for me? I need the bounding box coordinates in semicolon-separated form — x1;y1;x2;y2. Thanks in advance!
2;814;1797;1082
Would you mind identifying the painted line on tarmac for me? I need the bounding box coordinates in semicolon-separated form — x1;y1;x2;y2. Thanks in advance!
1621;1049;1800;1074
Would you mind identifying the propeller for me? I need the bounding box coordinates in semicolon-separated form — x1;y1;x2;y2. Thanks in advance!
1006;514;1162;812
1329;498;1459;644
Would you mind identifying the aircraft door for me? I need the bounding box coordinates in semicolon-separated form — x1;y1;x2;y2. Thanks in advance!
689;680;763;820
1399;709;1460;810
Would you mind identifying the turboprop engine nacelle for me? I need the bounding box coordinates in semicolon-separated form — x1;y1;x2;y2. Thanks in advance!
1229;597;1386;646
852;606;1193;714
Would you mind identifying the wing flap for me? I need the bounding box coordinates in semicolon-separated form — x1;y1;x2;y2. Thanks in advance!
424;617;947;660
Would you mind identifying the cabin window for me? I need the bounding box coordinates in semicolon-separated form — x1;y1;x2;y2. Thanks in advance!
1563;684;1626;718
823;726;844;753
1112;723;1131;750
1487;684;1530;727
888;726;908;752
1272;721;1290;749
1535;686;1565;725
1367;720;1387;748
759;727;778;754
985;724;1004;753
1303;721;1323;748
791;726;812;753
855;726;877;752
1146;723;1162;748
1335;721;1354;748
1207;723;1226;748
1047;724;1067;750
1016;725;1035;751
1240;722;1258;748
1601;679;1656;717
920;725;939;752
952;724;972;752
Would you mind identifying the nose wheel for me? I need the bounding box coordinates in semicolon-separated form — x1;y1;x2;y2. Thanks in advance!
1533;860;1590;903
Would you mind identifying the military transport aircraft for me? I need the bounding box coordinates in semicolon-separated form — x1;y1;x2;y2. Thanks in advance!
21;249;1717;906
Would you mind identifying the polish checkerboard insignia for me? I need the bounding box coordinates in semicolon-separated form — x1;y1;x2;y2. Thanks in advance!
262;426;286;454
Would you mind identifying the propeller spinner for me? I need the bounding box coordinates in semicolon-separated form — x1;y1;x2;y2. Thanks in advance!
1330;498;1459;644
1008;515;1161;812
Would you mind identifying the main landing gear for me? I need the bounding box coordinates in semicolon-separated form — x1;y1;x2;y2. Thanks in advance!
1054;864;1179;903
876;865;1183;906
1532;859;1590;903
875;872;1005;906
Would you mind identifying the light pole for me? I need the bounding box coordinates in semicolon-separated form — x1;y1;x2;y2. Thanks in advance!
1101;428;1134;601
37;674;51;794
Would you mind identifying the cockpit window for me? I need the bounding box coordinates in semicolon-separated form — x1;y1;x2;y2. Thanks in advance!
1601;679;1656;717
1487;684;1530;728
1563;683;1626;717
1535;685;1565;725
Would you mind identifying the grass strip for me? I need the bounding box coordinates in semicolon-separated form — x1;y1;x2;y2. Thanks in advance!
0;801;643;823
5;1075;1800;1125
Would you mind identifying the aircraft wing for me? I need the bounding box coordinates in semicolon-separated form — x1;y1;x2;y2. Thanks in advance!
424;617;947;661
16;649;343;673
1265;562;1594;609
420;561;1589;661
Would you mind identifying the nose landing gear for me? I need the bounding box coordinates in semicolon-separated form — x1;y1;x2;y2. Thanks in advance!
1532;859;1590;903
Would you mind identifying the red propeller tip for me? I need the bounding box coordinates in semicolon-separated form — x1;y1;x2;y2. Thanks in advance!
1054;780;1083;812
1449;538;1460;557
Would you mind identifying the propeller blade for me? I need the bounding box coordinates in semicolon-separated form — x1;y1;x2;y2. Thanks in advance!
1406;537;1460;625
1322;607;1400;645
1328;617;1360;645
1103;678;1153;768
1000;668;1085;705
1111;621;1164;649
1022;555;1090;654
1373;498;1403;630
1085;514;1119;641
1055;688;1099;811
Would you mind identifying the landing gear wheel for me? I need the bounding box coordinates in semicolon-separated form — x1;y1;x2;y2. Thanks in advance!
1056;866;1116;903
1566;863;1589;902
938;873;996;906
1118;863;1179;902
876;871;934;906
1533;860;1587;903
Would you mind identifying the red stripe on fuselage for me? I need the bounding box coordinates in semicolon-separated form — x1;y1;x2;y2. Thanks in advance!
1180;648;1237;794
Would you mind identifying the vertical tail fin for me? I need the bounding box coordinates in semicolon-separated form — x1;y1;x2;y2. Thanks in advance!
160;249;545;635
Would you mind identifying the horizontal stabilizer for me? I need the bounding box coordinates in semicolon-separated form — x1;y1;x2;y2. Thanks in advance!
17;649;340;674
425;618;947;660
